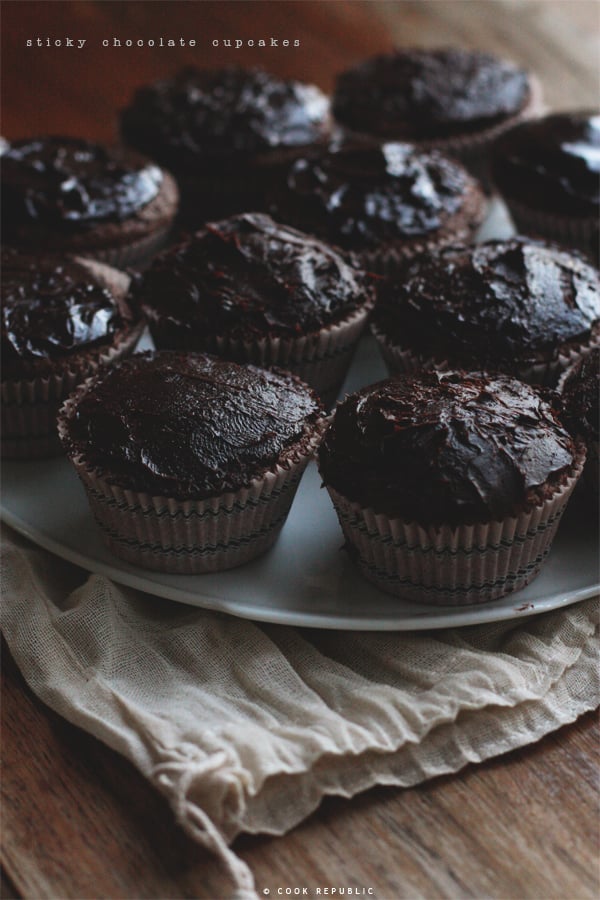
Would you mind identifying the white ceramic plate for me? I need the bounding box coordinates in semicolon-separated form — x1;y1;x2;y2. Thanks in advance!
2;202;598;629
3;331;598;631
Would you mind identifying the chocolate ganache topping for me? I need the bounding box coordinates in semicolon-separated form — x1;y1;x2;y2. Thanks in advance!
492;112;600;217
561;349;599;444
1;250;130;377
374;239;600;367
1;137;163;234
271;143;470;250
318;372;576;525
120;67;330;172
65;351;322;499
333;48;530;139
137;213;372;339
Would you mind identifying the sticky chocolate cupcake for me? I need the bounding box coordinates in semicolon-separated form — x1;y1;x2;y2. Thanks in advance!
1;137;179;268
137;212;375;407
318;372;585;604
268;141;486;273
120;66;331;225
332;47;543;184
1;249;143;458
372;238;600;385
58;351;325;574
558;349;599;494
491;111;600;263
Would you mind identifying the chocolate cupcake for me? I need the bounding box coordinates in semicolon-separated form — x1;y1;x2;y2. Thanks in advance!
318;371;585;604
558;349;599;494
372;238;600;385
136;212;375;407
332;47;543;184
268;141;486;273
120;66;331;225
1;249;143;458
58;351;325;574
491;111;600;263
1;137;179;268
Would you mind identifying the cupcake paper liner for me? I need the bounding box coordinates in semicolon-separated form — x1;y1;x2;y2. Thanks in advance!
57;393;326;574
499;196;600;266
356;182;488;275
92;222;174;270
557;363;600;496
335;76;545;191
325;447;585;605
151;302;373;409
371;323;600;388
6;173;179;272
2;321;144;459
2;256;143;459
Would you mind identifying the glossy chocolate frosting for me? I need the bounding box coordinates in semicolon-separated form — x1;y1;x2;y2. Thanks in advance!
120;67;330;172
318;371;576;525
64;351;322;499
561;349;599;443
492;112;600;217
269;142;471;250
1;250;130;376
138;213;372;339
374;239;600;366
1;137;163;234
333;48;530;139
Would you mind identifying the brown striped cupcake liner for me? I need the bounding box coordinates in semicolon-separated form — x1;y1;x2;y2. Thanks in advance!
152;301;374;410
57;392;327;575
371;323;600;388
325;445;586;606
500;196;600;266
1;262;143;459
557;362;600;496
336;76;545;190
356;181;488;275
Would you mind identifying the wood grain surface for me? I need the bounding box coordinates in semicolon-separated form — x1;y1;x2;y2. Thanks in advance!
2;1;599;898
2;643;599;900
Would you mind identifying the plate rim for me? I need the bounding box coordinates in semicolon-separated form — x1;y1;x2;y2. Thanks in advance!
3;497;598;631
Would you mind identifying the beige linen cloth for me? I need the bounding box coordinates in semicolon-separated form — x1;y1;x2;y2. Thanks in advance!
2;526;599;899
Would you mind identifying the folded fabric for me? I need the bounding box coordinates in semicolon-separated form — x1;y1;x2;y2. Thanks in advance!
2;527;598;899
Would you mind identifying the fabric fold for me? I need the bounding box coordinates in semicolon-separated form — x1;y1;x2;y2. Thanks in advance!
2;527;598;900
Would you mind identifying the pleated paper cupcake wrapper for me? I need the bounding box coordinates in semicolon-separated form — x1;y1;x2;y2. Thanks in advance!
557;365;600;496
336;75;545;190
325;451;585;605
60;429;324;576
89;223;174;270
500;197;599;266
153;303;372;409
1;321;144;459
582;440;600;495
371;324;600;388
356;185;488;275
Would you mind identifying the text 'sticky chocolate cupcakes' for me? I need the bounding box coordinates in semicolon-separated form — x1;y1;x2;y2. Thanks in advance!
58;351;325;574
332;47;543;184
318;372;585;605
1;249;143;458
491;111;600;264
268;142;486;273
1;137;179;268
120;66;331;226
372;238;600;386
136;213;375;407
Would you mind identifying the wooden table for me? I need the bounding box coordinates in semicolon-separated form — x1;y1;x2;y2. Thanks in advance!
2;2;599;897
